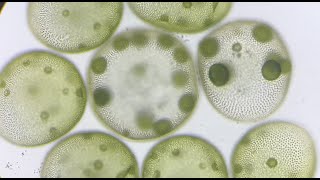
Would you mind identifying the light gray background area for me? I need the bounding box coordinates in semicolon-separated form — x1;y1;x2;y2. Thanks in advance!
0;2;319;178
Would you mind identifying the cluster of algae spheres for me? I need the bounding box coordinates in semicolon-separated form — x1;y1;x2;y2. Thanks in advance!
0;51;86;146
88;29;198;140
41;133;139;178
0;1;316;178
128;2;232;33
232;122;316;178
143;136;228;178
198;21;292;122
28;2;123;53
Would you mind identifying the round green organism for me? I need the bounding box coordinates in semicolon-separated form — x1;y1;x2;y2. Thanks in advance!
88;29;198;140
178;94;196;113
143;135;228;178
208;63;230;87
28;2;123;53
41;132;139;178
0;51;86;146
232;122;316;178
253;24;273;43
198;21;292;122
91;57;107;75
153;119;173;136
262;60;281;81
93;87;112;107
128;2;232;33
199;37;219;58
172;70;188;87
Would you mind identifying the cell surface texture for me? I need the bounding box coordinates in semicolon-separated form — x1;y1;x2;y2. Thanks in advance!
28;2;123;53
232;122;316;178
143;135;228;178
0;51;86;146
129;2;232;33
88;29;198;140
198;21;292;122
41;132;139;178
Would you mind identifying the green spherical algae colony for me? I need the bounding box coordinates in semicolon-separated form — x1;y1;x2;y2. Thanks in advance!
199;37;219;58
0;51;86;146
178;94;196;113
198;21;292;122
88;29;198;140
93;87;112;107
232;122;316;178
113;36;129;51
41;132;139;178
208;63;230;87
143;136;228;178
262;60;281;81
153;119;173;136
128;2;232;33
172;71;188;87
91;57;107;75
28;2;123;53
253;24;273;43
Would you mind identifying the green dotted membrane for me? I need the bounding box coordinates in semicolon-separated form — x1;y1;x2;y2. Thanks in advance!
28;2;123;53
129;2;232;33
41;133;139;178
232;122;316;178
143;136;228;178
88;30;198;140
198;21;292;122
0;51;86;146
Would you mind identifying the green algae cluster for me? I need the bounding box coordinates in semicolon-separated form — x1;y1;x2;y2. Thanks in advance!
88;29;198;140
28;2;123;53
129;2;232;33
232;122;316;178
0;51;86;146
143;135;228;178
198;21;292;122
41;132;139;178
0;2;315;179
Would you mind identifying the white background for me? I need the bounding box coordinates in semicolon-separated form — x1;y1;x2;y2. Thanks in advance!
0;2;319;178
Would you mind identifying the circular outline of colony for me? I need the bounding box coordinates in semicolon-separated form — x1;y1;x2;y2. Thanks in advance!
88;29;198;140
0;51;87;146
198;20;292;122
